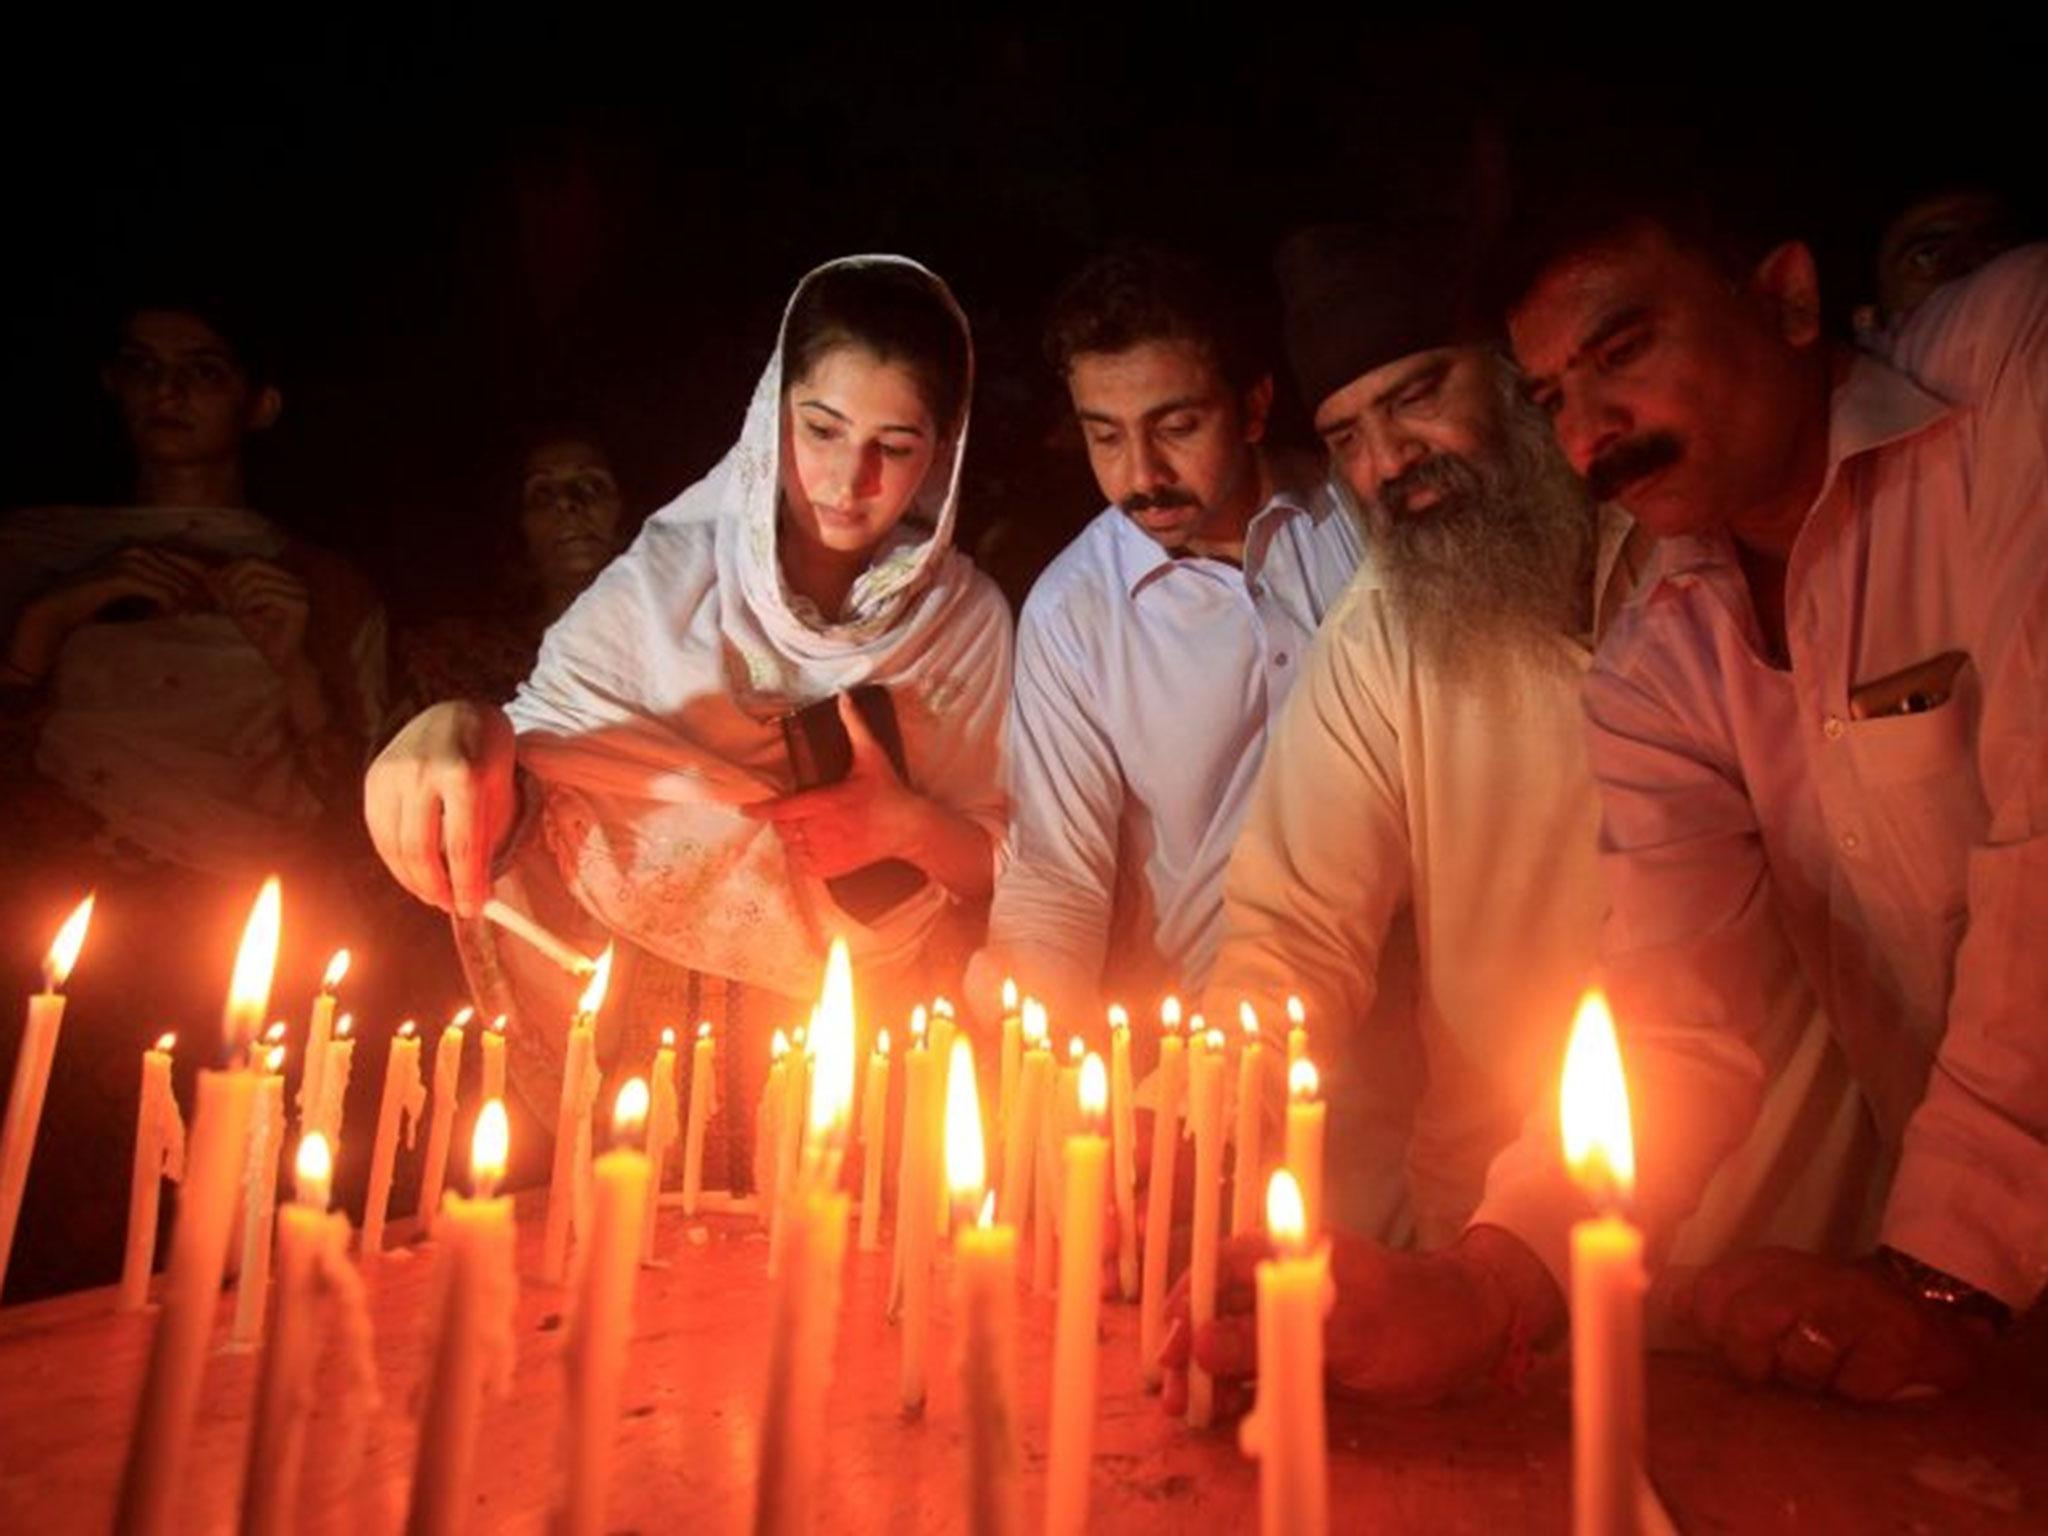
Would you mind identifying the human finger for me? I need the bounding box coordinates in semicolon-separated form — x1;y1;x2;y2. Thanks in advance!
1773;1317;1846;1394
395;781;455;910
1718;1291;1800;1386
838;692;896;778
745;784;856;823
439;772;487;918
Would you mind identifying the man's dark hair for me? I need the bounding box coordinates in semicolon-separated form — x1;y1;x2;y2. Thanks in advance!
784;262;971;434
110;287;280;389
1043;243;1266;393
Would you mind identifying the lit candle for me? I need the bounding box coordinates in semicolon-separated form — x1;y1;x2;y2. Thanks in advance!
1284;995;1307;1070
479;1013;507;1106
117;877;276;1536
241;1132;374;1536
1185;1023;1229;1429
679;1021;716;1218
1561;992;1644;1536
297;949;348;1141
1230;1003;1266;1237
1033;1032;1081;1296
360;1021;427;1259
230;1039;290;1346
945;1038;1020;1536
756;1029;790;1232
406;1101;517;1536
1139;998;1187;1390
417;1009;471;1240
893;1011;938;1413
928;999;956;1240
120;1032;187;1310
556;1079;651;1536
544;946;612;1285
858;1028;891;1253
1238;1169;1329;1536
642;1027;681;1264
1046;1054;1109;1536
755;940;857;1536
312;1013;355;1155
1107;1005;1139;1301
997;1002;1049;1229
1285;1058;1326;1242
0;894;93;1296
996;977;1020;1154
767;1018;813;1277
890;1007;928;1311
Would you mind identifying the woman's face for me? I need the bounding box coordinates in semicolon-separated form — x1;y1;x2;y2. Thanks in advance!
520;437;623;591
780;346;941;559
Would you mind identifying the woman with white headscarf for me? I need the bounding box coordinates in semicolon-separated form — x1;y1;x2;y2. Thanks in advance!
365;256;1010;1175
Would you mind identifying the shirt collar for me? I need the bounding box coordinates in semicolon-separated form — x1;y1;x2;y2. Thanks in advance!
1110;454;1331;599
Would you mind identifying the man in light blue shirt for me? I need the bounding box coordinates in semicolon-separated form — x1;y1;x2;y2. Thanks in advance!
973;246;1363;1025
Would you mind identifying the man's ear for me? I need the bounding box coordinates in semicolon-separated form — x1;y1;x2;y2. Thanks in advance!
1242;374;1275;445
1751;241;1822;349
247;385;283;433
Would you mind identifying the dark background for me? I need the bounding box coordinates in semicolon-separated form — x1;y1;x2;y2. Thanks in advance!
4;18;2038;612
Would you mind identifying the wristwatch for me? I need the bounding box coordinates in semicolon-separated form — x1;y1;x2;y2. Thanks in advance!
1873;1245;2014;1332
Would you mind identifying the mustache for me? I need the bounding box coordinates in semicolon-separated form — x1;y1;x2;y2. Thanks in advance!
1373;453;1481;524
1586;433;1683;504
1120;485;1199;515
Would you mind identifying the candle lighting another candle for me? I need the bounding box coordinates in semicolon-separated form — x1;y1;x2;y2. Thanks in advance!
1238;1169;1330;1536
1561;991;1644;1536
944;1038;1020;1536
116;877;277;1536
0;893;94;1298
120;1032;187;1311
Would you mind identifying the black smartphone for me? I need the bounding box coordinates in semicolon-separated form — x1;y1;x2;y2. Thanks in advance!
779;684;930;923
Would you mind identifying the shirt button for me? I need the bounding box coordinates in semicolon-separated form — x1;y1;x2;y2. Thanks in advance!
1840;832;1860;853
1822;716;1845;740
1275;652;1290;668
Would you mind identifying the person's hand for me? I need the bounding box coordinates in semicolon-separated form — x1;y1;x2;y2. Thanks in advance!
744;692;929;878
6;545;213;678
210;557;310;674
363;700;518;916
1158;1226;1543;1419
1674;1247;1989;1403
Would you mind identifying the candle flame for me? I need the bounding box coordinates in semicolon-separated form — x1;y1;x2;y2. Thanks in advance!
807;937;857;1140
613;1077;651;1144
1001;976;1018;1014
1559;991;1635;1207
472;1099;509;1195
660;1026;676;1048
1239;1000;1260;1038
978;1189;996;1230
877;1028;891;1058
1288;1057;1321;1101
264;1044;287;1074
1266;1168;1307;1255
1160;996;1182;1031
1067;1036;1084;1063
771;1028;790;1063
910;1005;928;1044
321;949;350;992
488;1013;506;1036
576;943;614;1021
943;1036;986;1222
933;996;955;1020
1022;997;1049;1049
263;1020;288;1045
42;894;94;991
223;877;282;1062
1286;995;1305;1028
697;1021;713;1042
1205;1027;1226;1053
450;1005;475;1030
1079;1052;1108;1125
1107;1003;1129;1033
336;1013;355;1040
295;1133;333;1208
398;1019;417;1039
153;1031;176;1053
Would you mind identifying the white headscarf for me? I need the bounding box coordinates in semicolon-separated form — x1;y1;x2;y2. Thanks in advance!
504;255;1011;999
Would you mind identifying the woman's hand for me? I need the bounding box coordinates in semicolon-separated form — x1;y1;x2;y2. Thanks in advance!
364;700;518;916
5;545;212;681
746;692;935;878
210;557;311;675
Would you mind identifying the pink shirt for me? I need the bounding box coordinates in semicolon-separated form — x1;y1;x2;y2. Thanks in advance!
1474;245;2048;1307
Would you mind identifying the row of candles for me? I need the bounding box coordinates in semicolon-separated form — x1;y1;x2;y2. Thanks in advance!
1;886;1646;1536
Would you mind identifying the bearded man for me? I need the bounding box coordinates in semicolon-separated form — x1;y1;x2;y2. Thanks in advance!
1165;226;1876;1412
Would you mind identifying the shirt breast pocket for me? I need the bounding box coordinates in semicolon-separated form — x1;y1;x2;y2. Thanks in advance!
1841;683;1986;927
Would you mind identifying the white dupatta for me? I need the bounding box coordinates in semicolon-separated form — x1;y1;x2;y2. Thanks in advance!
503;255;1011;1001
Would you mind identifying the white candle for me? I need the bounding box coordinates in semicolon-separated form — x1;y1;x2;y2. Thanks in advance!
1034;1035;1081;1296
230;1047;289;1346
418;1010;470;1240
544;947;612;1285
556;1080;651;1536
927;999;956;1240
121;1033;187;1310
1107;1006;1139;1301
995;977;1020;1154
1239;1170;1329;1536
117;878;277;1536
1139;998;1187;1390
858;1030;891;1253
679;1021;716;1217
766;1025;812;1277
313;1015;355;1154
1562;992;1644;1536
0;894;93;1296
893;1016;937;1413
1284;1058;1326;1241
1284;995;1307;1070
360;1021;426;1259
479;1014;507;1106
406;1102;517;1536
945;1038;1019;1536
642;1027;681;1263
1185;1024;1229;1429
997;1003;1049;1229
297;949;348;1141
890;1006;928;1312
1230;1003;1265;1237
756;1030;790;1233
1045;1054;1109;1536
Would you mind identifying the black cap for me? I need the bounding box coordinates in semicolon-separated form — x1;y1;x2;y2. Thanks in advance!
1274;221;1489;416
